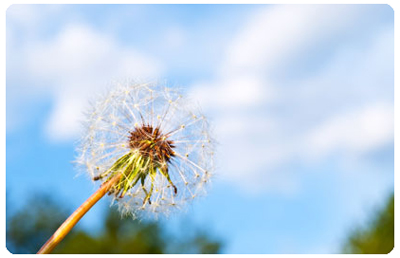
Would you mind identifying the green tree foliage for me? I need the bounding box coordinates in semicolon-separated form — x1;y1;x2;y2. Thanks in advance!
6;194;69;254
342;193;394;254
7;194;223;254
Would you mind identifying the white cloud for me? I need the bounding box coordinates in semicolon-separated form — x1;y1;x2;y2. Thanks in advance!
305;102;394;161
7;4;64;29
11;23;163;141
7;4;67;46
45;91;88;141
224;5;373;75
189;5;393;195
190;74;274;110
26;24;160;90
164;26;186;50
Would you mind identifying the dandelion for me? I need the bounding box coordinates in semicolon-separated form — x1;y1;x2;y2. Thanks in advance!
37;81;215;254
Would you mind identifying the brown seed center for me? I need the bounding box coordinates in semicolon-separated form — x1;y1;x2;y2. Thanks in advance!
128;125;175;165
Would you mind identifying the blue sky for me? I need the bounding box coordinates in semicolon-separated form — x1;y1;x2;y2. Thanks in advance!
6;4;394;254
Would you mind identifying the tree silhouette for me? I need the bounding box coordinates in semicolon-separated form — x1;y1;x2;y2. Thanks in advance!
6;194;69;254
342;192;394;254
6;194;223;254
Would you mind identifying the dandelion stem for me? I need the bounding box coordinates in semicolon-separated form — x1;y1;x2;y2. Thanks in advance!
37;174;122;254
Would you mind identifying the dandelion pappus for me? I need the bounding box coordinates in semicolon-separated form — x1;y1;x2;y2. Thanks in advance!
76;81;215;219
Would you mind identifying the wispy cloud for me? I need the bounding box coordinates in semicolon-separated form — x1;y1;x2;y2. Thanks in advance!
7;5;393;196
8;21;163;141
305;102;393;161
189;5;393;194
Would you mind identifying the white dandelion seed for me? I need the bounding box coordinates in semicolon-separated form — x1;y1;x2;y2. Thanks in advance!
75;81;215;219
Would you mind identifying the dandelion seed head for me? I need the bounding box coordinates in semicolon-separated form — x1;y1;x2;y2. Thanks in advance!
76;81;215;219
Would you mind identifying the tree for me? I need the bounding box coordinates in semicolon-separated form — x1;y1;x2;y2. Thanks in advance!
6;194;69;254
342;193;394;254
7;194;223;254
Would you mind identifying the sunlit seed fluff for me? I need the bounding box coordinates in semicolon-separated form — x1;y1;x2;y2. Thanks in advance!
75;81;215;219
